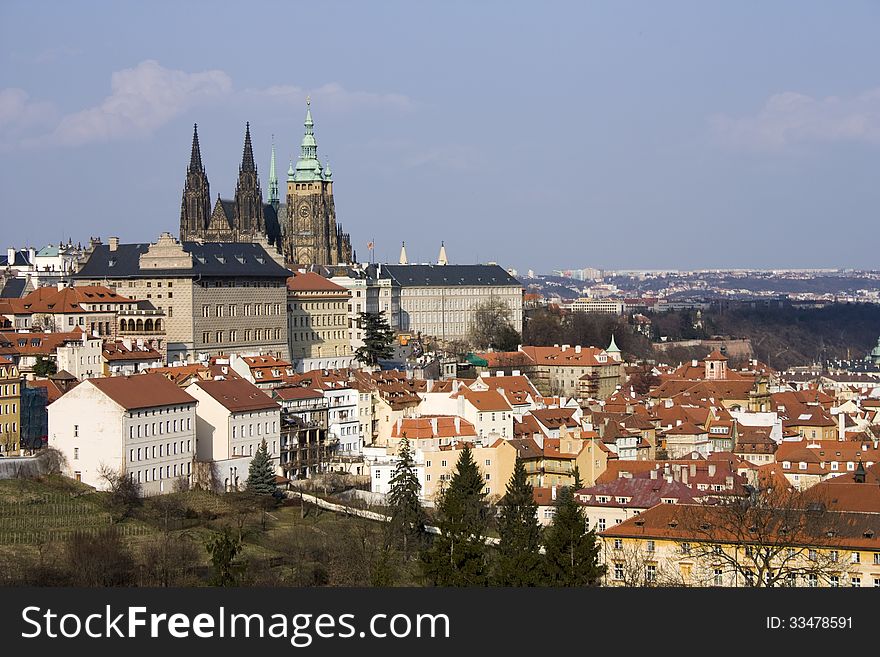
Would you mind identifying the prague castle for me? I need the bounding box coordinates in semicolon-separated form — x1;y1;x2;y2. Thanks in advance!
179;100;353;267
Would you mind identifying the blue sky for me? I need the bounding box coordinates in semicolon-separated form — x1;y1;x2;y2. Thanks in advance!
1;1;878;273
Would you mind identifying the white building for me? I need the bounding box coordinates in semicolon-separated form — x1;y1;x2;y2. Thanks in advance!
366;262;523;342
55;333;103;381
325;385;361;455
185;378;282;491
48;373;197;494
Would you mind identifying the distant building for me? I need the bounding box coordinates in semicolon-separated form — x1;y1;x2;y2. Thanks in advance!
366;261;523;342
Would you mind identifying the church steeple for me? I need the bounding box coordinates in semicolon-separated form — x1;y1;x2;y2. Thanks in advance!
268;137;279;209
293;97;324;181
233;122;263;238
438;241;448;266
180;123;211;241
399;242;408;265
240;122;256;173
189;123;204;173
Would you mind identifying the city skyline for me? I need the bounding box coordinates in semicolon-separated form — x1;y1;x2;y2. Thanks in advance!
1;1;879;273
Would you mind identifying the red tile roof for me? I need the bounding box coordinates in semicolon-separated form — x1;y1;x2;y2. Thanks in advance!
87;373;196;411
190;378;280;413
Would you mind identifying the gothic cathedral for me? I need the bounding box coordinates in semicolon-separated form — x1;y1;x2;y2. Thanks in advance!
178;101;352;267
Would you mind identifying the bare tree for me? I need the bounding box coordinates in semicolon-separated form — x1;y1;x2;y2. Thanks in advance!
677;489;854;587
97;464;142;523
468;299;520;352
605;540;687;587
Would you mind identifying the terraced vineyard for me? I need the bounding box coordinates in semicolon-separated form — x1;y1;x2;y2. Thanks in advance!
0;492;149;544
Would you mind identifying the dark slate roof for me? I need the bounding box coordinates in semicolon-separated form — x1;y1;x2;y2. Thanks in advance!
0;278;27;298
0;250;32;267
373;264;521;287
74;242;292;279
219;199;236;222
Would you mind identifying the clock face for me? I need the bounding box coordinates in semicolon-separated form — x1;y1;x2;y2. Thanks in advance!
299;204;310;219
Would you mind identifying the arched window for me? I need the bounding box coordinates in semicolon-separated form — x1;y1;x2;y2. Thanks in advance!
155;319;162;331
128;319;136;331
120;320;126;332
136;319;144;332
145;319;154;332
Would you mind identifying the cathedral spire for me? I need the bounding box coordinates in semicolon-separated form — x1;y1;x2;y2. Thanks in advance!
268;137;279;207
233;122;263;237
189;123;203;172
180;123;211;241
293;97;323;181
240;122;256;172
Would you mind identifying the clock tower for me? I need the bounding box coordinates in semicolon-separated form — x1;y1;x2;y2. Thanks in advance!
283;98;352;266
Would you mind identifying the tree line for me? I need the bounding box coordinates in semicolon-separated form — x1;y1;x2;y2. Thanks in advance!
388;437;605;587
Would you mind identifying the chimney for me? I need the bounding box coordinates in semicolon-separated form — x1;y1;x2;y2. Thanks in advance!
838;412;845;440
691;359;698;367
430;417;438;435
109;236;119;252
725;475;734;488
650;468;658;480
454;416;461;434
512;369;520;376
551;485;557;501
6;248;14;264
681;466;688;485
708;463;716;477
575;345;582;353
561;344;570;352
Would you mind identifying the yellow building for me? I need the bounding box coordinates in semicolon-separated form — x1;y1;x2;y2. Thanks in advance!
0;356;21;456
601;502;880;587
422;440;518;505
287;271;353;371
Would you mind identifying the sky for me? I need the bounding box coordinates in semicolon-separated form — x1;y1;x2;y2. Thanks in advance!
1;1;879;274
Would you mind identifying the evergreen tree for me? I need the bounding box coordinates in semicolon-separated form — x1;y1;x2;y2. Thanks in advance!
245;439;278;497
421;445;490;586
354;311;396;366
543;486;605;586
205;526;243;587
572;464;584;492
387;437;427;558
494;459;544;586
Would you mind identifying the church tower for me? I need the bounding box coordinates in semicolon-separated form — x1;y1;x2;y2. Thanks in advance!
179;124;211;241
232;122;264;240
283;99;352;266
267;138;280;212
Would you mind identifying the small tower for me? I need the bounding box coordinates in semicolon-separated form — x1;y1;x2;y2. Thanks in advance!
606;334;622;361
437;241;448;266
704;349;728;380
399;241;408;265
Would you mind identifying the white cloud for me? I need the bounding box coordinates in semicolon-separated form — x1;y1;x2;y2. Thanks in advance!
7;63;411;150
44;60;232;146
0;88;56;148
711;88;880;150
251;82;415;113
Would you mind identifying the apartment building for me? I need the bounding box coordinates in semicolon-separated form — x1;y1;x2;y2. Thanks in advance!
48;374;197;494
